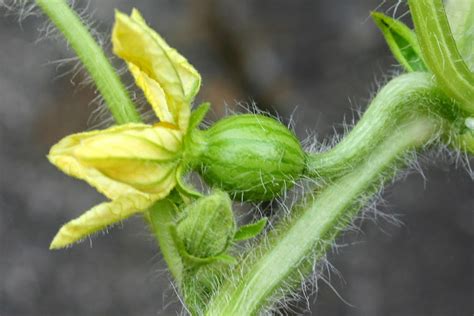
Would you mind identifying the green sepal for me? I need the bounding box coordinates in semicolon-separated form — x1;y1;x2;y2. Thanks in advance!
189;102;211;131
234;217;268;241
371;12;427;72
175;165;203;201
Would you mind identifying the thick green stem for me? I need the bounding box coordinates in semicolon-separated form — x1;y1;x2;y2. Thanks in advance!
305;72;454;179
36;0;142;124
204;74;446;316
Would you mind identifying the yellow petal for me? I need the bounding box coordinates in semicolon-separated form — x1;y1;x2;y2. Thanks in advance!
48;123;182;198
112;9;201;132
128;62;173;123
50;193;157;249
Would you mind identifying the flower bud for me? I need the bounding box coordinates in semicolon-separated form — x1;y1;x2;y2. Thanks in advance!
48;123;183;197
197;114;306;201
176;191;236;259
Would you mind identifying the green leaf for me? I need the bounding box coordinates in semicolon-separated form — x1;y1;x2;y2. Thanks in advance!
234;217;268;241
408;0;474;115
371;12;426;72
189;102;211;131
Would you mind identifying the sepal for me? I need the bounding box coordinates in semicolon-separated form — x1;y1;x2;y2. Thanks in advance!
189;102;210;132
234;217;268;241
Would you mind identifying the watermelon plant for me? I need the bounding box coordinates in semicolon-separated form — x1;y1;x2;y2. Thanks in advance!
4;0;473;314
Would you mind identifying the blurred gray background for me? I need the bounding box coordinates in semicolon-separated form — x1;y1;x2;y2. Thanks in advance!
0;1;472;315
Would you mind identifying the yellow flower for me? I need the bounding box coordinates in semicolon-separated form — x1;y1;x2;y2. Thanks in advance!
48;9;201;249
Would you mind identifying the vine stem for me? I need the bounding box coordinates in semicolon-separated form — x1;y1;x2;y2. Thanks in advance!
204;73;448;315
35;0;142;124
305;72;454;180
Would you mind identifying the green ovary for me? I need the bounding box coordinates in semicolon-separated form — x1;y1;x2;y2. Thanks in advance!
196;114;306;201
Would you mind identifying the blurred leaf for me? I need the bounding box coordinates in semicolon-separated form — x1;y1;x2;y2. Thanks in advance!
371;12;427;72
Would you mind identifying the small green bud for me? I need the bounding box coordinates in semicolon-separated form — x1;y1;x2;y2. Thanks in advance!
176;191;236;259
197;114;306;201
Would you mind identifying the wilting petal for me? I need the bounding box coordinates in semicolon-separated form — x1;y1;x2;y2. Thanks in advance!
48;123;182;198
112;9;201;132
50;193;157;249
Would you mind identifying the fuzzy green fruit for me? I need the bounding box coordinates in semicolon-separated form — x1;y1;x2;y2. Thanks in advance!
197;114;306;201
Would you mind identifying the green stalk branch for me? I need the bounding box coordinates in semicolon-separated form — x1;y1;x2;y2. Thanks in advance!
305;73;453;180
36;0;142;124
204;73;448;315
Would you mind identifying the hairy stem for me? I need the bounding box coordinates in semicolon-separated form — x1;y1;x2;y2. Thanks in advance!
204;73;447;315
305;72;453;179
36;0;142;124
